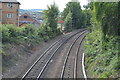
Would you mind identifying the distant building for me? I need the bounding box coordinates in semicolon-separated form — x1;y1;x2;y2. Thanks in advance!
19;9;43;23
19;13;40;27
0;0;20;26
36;17;43;23
58;17;64;26
57;17;64;32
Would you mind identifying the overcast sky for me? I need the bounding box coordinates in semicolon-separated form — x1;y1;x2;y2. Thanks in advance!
17;0;88;11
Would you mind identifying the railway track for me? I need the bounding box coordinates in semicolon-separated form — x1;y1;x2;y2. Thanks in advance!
74;35;86;79
60;31;86;79
20;29;86;80
40;30;86;79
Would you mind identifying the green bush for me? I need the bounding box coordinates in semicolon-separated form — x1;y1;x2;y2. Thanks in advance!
2;26;10;42
2;24;61;44
84;28;119;78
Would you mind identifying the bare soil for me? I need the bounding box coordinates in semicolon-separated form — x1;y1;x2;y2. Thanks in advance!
2;34;64;78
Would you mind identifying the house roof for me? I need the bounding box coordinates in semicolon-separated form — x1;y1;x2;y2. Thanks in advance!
58;17;64;24
58;20;64;24
19;13;40;24
0;0;20;4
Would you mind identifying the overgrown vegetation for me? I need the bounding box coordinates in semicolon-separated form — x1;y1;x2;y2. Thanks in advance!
62;1;86;32
84;2;119;78
2;24;61;44
43;3;59;34
1;1;119;78
1;3;61;72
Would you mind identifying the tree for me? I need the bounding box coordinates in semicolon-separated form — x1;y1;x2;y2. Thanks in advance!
83;2;94;10
81;12;87;27
93;2;119;37
62;1;83;29
43;3;59;33
82;9;92;27
64;12;72;32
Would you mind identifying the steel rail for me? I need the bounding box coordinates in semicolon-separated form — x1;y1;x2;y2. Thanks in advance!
74;35;86;79
60;31;86;79
21;29;84;80
36;30;86;80
21;35;67;80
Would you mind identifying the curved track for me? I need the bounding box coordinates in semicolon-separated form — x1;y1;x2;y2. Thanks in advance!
60;31;86;79
20;29;86;80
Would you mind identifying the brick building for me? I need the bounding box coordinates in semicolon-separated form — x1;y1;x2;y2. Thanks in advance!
19;13;40;27
0;0;20;26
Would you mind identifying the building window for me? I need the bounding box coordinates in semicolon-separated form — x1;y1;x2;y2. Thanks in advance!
7;3;14;8
24;16;27;18
7;13;13;18
16;9;19;12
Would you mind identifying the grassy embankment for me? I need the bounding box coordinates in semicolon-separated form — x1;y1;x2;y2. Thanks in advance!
84;27;119;78
84;2;119;78
1;24;61;72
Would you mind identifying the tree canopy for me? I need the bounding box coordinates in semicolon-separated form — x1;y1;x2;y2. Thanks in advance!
62;1;84;31
43;3;59;33
93;2;119;37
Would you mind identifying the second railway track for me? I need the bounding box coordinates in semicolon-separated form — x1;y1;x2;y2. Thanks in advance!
60;31;86;79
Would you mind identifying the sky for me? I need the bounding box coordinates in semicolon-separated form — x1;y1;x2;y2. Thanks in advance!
17;0;89;11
